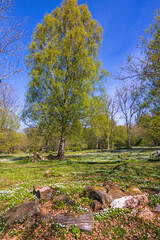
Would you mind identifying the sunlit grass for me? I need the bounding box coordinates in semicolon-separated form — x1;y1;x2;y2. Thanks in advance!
0;148;160;215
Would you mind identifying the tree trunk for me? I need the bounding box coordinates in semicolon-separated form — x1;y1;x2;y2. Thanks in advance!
111;123;114;149
57;136;65;158
107;135;110;149
45;139;49;153
127;137;131;148
127;126;131;148
98;140;101;149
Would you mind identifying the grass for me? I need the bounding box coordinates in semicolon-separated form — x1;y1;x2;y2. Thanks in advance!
0;148;160;239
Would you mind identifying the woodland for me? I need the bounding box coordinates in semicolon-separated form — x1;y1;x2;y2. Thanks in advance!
0;0;160;156
0;0;160;239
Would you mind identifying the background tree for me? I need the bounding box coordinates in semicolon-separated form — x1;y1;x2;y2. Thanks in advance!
23;0;107;157
136;113;160;146
67;120;86;151
117;83;139;148
89;96;109;149
0;0;25;82
83;127;97;149
118;10;160;148
114;125;128;148
0;83;20;153
107;97;118;149
0;83;19;131
24;127;44;152
15;132;28;152
120;10;160;113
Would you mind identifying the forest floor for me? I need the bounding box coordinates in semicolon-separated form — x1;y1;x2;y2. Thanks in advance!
0;148;160;239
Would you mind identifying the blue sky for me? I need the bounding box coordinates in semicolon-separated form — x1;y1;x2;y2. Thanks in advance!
7;0;160;108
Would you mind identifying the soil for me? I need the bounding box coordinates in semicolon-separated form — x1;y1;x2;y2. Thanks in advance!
1;197;160;240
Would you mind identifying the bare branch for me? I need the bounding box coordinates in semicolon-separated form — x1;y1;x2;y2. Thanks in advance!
116;83;140;147
0;0;26;82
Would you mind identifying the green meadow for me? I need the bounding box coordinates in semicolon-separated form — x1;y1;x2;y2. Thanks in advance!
0;149;160;239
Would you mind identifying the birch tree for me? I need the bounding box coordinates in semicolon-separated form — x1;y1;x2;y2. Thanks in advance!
23;0;107;157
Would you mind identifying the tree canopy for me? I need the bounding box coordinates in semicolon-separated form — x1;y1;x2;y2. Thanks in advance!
118;10;160;148
140;10;160;114
23;0;107;157
119;10;160;115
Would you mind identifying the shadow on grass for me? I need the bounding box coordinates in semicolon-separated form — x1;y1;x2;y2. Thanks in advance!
0;155;12;159
97;150;124;153
64;155;87;159
11;156;27;161
0;155;29;163
64;160;124;165
98;147;160;153
146;158;160;162
9;157;31;164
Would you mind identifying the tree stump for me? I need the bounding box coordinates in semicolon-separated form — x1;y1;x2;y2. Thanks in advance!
53;212;94;231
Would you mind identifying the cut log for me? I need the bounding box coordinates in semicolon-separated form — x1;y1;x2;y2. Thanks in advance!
91;200;103;211
54;194;73;205
33;186;54;199
3;199;40;225
85;186;112;208
152;150;160;157
53;212;94;231
89;190;111;208
103;180;126;199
